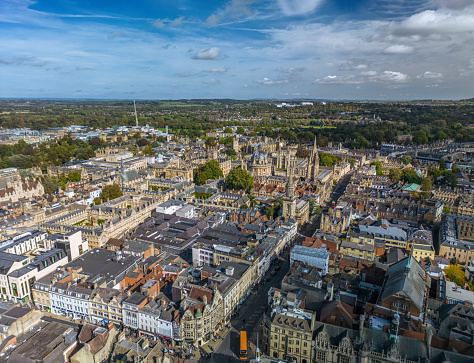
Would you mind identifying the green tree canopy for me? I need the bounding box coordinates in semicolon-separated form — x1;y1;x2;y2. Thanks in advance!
439;157;446;170
236;126;245;135
370;161;383;175
319;152;341;167
225;148;237;158
295;146;310;158
389;168;402;182
205;138;217;149
67;171;81;182
224;127;233;133
420;178;432;191
400;155;412;165
194;160;223;185
42;177;59;194
347;158;357;168
443;171;457;188
100;184;123;202
401;168;422;184
225;167;254;191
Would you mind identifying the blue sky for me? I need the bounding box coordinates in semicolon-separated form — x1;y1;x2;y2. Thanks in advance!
1;0;473;100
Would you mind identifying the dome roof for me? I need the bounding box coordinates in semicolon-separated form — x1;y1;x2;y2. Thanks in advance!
251;148;267;161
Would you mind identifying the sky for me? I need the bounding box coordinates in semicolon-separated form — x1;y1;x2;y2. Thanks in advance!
1;0;474;100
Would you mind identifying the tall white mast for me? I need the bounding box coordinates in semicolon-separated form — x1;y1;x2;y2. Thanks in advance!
134;100;138;128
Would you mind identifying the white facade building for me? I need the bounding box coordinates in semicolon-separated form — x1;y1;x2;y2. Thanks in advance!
49;283;92;321
290;245;329;275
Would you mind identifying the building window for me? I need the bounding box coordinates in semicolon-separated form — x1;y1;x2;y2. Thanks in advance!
339;356;350;363
316;351;326;361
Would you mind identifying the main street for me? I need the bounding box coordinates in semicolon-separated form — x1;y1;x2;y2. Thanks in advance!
200;248;291;362
197;172;352;361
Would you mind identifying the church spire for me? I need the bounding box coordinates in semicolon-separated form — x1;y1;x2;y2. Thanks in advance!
313;134;318;156
312;135;319;180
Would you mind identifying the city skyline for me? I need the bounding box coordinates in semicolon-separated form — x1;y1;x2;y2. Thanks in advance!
1;0;474;100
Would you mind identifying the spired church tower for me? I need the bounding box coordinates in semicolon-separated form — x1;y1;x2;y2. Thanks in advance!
307;134;320;180
282;167;297;219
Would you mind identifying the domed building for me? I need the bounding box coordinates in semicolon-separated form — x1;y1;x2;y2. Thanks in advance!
248;146;272;177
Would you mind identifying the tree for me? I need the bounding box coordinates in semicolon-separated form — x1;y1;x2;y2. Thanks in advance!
439;158;446;170
68;171;81;182
370;161;383;175
420;178;432;191
400;155;412;165
225;167;254;191
401;168;422;184
100;184;123;202
236;126;245;135
137;139;148;147
443;205;450;214
295;146;310;158
224;127;233;134
444;264;467;285
320;152;341;167
348;158;357;168
451;164;460;173
128;146;139;155
193;160;223;185
428;166;442;181
93;197;102;205
389;168;402;182
443;171;457;188
143;145;154;156
42;177;59;194
205;138;217;149
225;149;237;158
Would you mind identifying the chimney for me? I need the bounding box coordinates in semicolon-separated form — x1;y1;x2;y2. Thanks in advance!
226;266;234;276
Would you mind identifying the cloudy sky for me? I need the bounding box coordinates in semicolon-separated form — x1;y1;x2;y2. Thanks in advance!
1;0;473;100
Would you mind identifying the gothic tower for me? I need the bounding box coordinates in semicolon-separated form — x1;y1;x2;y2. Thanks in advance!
312;135;320;180
232;136;239;153
282;167;297;219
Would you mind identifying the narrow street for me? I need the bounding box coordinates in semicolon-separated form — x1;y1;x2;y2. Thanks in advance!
200;248;291;361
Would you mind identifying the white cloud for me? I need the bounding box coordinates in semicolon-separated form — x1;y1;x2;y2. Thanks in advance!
276;66;305;73
417;71;443;78
382;44;415;54
204;66;229;73
193;47;221;60
204;78;222;85
378;71;409;82
170;17;185;27
107;32;124;39
278;0;324;16
257;77;289;85
205;14;220;27
205;0;258;26
177;72;198;77
153;19;166;29
392;7;474;37
76;66;94;71
314;70;409;84
339;59;369;71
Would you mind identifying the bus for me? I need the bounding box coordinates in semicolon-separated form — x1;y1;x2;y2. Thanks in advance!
240;331;247;360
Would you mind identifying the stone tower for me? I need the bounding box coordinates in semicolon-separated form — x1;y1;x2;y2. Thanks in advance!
307;134;320;180
232;136;239;153
282;167;297;219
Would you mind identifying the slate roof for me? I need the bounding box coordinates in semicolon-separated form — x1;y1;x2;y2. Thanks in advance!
380;255;428;312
